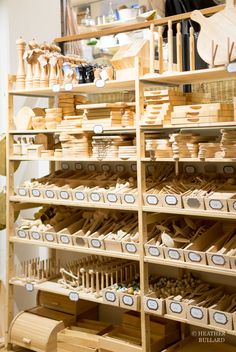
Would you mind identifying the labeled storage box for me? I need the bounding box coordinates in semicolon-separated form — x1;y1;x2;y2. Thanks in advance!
102;288;120;307
119;292;141;311
143;293;166;316
144;238;165;259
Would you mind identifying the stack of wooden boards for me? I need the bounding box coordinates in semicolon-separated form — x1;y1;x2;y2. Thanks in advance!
92;136;135;160
59;132;90;158
57;94;88;130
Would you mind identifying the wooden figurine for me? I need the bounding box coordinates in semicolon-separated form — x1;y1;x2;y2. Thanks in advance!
16;37;26;89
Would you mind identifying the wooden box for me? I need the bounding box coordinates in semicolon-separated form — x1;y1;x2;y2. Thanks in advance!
119;292;141;311
43;216;78;244
143;193;163;207
204;192;233;212
15;227;29;240
209;297;233;330
9;311;65;352
144;238;165;259
43;187;59;201
88;190;105;204
72;187;89;203
16;186;29;197
163;247;184;262
88;234;106;250
121;192;138;206
29;229;44;242
105;191;122;205
102;288;120;307
122;241;139;255
165;298;187;319
227;197;236;213
161;194;183;209
182;195;205;211
57;219;85;246
104;238;123;253
186;304;209;325
29;186;44;199
57;188;72;201
143;293;166;316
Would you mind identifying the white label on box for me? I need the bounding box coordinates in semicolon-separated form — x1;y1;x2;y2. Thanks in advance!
45;190;55;199
88;164;96;172
190;307;204;320
105;291;116;302
223;166;235;175
31;231;40;240
188;252;201;262
125;243;137;253
52;84;60;92
60;191;69;200
32;189;40;197
116;164;125;173
25;283;34;292
147;195;158;205
17;230;27;239
18;188;27;196
60;235;70;244
170;302;183;314
165;195;177;205
75;192;85;201
122;295;134;306
91;192;100;202
91;239;101;248
227;62;236;73
69;291;79;302
233;201;236;210
209;199;223;210
147;299;158;311
64;83;73;91
45;233;54;242
124;194;135;204
93;125;103;134
62;162;69;170
211;255;225;266
131;164;137;172
107;193;117;203
213;312;228;325
75;163;82;170
185;165;196;174
102;164;110;172
168;249;180;260
148;246;160;257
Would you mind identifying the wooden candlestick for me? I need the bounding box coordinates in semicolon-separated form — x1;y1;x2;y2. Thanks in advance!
177;23;183;72
168;20;173;72
16;37;26;89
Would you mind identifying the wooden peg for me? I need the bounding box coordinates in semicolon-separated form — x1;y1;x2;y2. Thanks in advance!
16;37;26;89
80;268;85;289
177;23;182;72
168;20;173;72
89;269;95;293
95;271;100;297
158;26;164;74
149;24;155;74
189;27;195;71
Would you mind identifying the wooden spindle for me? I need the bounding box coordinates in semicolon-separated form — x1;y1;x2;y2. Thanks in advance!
168;20;173;72
158;26;164;74
190;27;195;71
177;23;182;72
149;23;155;74
16;37;26;89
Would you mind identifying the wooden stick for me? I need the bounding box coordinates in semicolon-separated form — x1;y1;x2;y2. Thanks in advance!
149;23;155;74
158;26;164;74
177;23;182;72
168;20;173;72
189;27;195;71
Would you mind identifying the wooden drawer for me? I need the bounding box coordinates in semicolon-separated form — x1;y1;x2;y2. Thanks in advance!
9;311;65;352
37;291;78;315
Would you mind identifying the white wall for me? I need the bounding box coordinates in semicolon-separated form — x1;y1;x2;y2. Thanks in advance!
0;0;61;328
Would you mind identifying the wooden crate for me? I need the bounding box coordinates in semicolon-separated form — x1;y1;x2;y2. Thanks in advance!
161;194;183;209
72;187;89;203
163;247;184;262
122;241;139;255
88;190;105;204
186;304;209;325
143;193;163;207
28;229;44;242
204;191;235;212
16;186;29;197
143;293;166;316
119;292;141;311
102;289;120;307
182;195;205;211
121;192;138;206
165;298;188;319
209;297;233;330
29;187;44;199
14;227;29;240
88;234;106;250
104;238;123;253
57;220;85;246
105;191;122;205
144;238;165;259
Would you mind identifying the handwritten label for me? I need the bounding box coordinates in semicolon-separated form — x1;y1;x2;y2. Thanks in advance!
45;190;55;199
125;243;137;253
107;193;118;203
148;246;160;257
75;192;85;201
64;83;73;91
52;84;60;92
91;239;101;248
223;166;235;175
188;252;201;262
147;195;159;205
60;191;69;200
190;307;204;320
25;283;34;292
69;291;79;301
124;194;135;204
90;192;100;202
165;195;177;205
209;199;223;210
170;302;183;314
186;197;201;209
18;188;27;196
60;235;70;244
45;233;54;242
17;230;27;239
31;231;40;240
211;255;225;266
32;189;40;197
185;165;196;174
88;164;96;172
147;299;158;311
213;312;228;325
122;295;134;306
116;165;125;173
62;163;69;170
93;125;103;134
75;163;82;170
168;249;180;260
105;291;116;302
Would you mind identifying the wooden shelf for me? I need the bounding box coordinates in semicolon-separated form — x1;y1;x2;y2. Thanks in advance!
10;156;136;162
8;79;135;97
142;157;236;163
9;127;136;134
140;121;236;131
143;205;236;220
144;256;236;277
141;67;236;85
10;237;139;261
10;196;138;211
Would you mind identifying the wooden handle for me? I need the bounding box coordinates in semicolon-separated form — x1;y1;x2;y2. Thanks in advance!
191;10;206;26
22;338;31;344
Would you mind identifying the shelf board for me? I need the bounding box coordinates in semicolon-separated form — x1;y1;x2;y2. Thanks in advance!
10;237;139;261
8;80;135;97
9;127;136;134
141;157;236;163
10;196;138;211
9;156;136;162
143;205;236;220
141;67;236;85
140;121;236;131
144;256;236;277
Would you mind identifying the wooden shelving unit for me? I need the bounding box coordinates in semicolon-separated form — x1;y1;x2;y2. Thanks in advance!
5;4;236;352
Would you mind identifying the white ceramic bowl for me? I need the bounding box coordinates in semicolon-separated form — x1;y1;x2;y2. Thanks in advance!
118;8;138;21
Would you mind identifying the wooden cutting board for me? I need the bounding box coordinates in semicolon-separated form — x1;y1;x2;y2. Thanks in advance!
191;0;236;65
14;106;35;130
